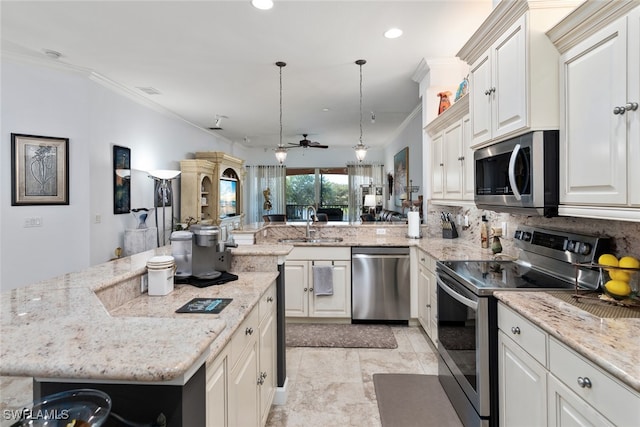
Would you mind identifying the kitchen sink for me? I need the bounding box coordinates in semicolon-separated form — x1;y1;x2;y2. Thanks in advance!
278;237;344;244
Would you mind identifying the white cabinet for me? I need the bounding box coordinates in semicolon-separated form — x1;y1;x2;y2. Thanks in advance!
497;302;640;427
416;249;437;344
426;95;473;203
470;15;527;145
458;2;575;148
548;337;640;427
206;282;276;427
284;247;351;319
550;5;640;219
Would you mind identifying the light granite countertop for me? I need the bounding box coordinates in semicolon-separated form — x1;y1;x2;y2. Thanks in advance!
495;291;640;392
0;245;279;385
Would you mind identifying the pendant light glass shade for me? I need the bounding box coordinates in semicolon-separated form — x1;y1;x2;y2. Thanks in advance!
274;61;288;164
353;59;368;162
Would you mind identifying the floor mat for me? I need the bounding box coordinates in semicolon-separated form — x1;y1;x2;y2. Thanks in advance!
286;323;398;348
373;373;462;427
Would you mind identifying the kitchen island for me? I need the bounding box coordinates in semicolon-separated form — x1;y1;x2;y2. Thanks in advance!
0;246;282;426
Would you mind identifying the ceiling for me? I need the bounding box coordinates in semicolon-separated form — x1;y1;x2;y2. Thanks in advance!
1;0;493;150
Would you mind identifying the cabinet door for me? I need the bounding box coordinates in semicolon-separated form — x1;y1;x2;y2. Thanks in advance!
492;14;527;140
259;310;276;425
309;260;351;318
431;133;444;199
206;353;228;427
629;9;640;207
560;17;628;206
461;114;475;200
547;374;614;427
229;341;259;427
498;331;547;427
284;260;308;317
443;120;464;200
470;52;492;145
417;264;430;335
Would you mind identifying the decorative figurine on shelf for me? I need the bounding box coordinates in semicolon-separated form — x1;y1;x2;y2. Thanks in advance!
437;91;452;115
131;208;154;229
455;76;469;101
263;187;272;211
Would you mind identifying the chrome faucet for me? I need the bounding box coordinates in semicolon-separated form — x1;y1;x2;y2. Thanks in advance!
306;205;317;238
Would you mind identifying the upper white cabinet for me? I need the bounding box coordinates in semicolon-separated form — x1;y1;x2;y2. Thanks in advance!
547;3;640;220
458;1;578;148
426;95;474;203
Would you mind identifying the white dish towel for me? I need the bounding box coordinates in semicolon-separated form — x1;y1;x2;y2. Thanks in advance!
313;265;334;296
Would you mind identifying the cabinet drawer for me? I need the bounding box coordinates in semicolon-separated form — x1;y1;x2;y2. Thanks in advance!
259;282;276;322
418;249;436;272
498;303;547;366
230;306;259;369
549;337;640;427
288;246;350;261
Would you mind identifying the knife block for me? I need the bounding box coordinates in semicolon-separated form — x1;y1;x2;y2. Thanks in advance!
442;223;459;239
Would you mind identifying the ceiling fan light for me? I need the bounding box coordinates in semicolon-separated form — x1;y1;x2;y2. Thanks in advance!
251;0;273;10
354;143;368;162
274;146;288;164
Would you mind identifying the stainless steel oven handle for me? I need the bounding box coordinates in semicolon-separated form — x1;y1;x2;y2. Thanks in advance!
508;143;522;201
436;275;478;310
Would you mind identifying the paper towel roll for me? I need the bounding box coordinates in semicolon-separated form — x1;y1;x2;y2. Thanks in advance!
407;211;420;238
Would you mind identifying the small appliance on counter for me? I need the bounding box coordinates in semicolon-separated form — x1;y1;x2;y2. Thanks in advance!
169;224;239;288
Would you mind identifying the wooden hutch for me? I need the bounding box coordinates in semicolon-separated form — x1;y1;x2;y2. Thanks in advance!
180;152;244;234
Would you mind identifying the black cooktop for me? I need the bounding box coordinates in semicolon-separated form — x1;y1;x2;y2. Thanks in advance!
437;260;575;295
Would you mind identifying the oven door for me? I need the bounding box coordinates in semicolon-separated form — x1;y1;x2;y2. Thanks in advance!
436;269;491;419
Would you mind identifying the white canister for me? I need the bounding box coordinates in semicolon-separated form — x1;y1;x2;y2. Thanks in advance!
147;255;175;296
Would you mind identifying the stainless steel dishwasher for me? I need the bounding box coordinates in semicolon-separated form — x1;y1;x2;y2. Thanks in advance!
351;247;410;323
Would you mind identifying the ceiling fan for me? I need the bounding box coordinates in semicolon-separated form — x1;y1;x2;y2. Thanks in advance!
288;134;328;149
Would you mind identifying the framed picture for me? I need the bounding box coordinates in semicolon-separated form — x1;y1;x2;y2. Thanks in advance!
11;133;69;206
113;145;131;214
393;147;408;207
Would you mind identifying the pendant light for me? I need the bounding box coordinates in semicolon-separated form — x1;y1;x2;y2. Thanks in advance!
274;61;288;164
353;59;368;162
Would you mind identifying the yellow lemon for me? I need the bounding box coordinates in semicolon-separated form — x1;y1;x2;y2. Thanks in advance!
604;280;632;298
598;254;619;268
609;269;631;282
619;256;640;270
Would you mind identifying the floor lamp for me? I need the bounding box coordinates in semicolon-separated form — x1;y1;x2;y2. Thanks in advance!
148;169;181;247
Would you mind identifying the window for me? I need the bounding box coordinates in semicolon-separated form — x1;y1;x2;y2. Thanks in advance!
285;168;348;221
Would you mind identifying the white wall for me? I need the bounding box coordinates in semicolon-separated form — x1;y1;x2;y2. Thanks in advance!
384;105;423;211
1;57;231;290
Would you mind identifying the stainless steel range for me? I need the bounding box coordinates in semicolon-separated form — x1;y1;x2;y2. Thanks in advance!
436;226;610;427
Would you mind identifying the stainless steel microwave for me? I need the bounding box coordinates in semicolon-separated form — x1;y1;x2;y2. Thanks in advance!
474;130;559;217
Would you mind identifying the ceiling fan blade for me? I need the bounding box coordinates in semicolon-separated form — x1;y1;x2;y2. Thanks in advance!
309;143;329;148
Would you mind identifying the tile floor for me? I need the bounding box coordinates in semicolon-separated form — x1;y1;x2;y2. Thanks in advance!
0;326;451;427
266;325;447;427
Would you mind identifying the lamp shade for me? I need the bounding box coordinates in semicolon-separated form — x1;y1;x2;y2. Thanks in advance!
364;194;376;208
148;169;181;180
274;146;288;164
354;143;367;162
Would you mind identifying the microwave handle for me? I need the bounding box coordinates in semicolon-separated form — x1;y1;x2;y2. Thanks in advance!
508;143;522;201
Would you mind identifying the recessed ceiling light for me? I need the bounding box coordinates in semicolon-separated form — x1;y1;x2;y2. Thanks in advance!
322;108;330;112
384;28;403;39
251;0;273;10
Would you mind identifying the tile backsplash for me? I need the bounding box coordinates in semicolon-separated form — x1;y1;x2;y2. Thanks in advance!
427;202;640;258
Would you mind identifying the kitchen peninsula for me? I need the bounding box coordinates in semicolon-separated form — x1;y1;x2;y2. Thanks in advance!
0;246;286;426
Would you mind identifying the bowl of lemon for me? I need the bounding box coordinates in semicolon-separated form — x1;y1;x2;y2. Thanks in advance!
597;253;640;300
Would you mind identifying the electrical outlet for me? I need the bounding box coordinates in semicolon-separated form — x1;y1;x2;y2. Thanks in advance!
24;216;43;228
140;274;148;293
376;228;386;235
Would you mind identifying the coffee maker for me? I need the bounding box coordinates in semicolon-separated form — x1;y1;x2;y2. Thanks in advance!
190;224;222;279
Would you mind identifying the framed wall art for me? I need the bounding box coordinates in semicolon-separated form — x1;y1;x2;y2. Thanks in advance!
11;133;69;206
113;145;131;214
393;147;408;207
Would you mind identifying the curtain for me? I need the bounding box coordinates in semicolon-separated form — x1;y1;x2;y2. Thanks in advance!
245;165;286;224
347;163;384;223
